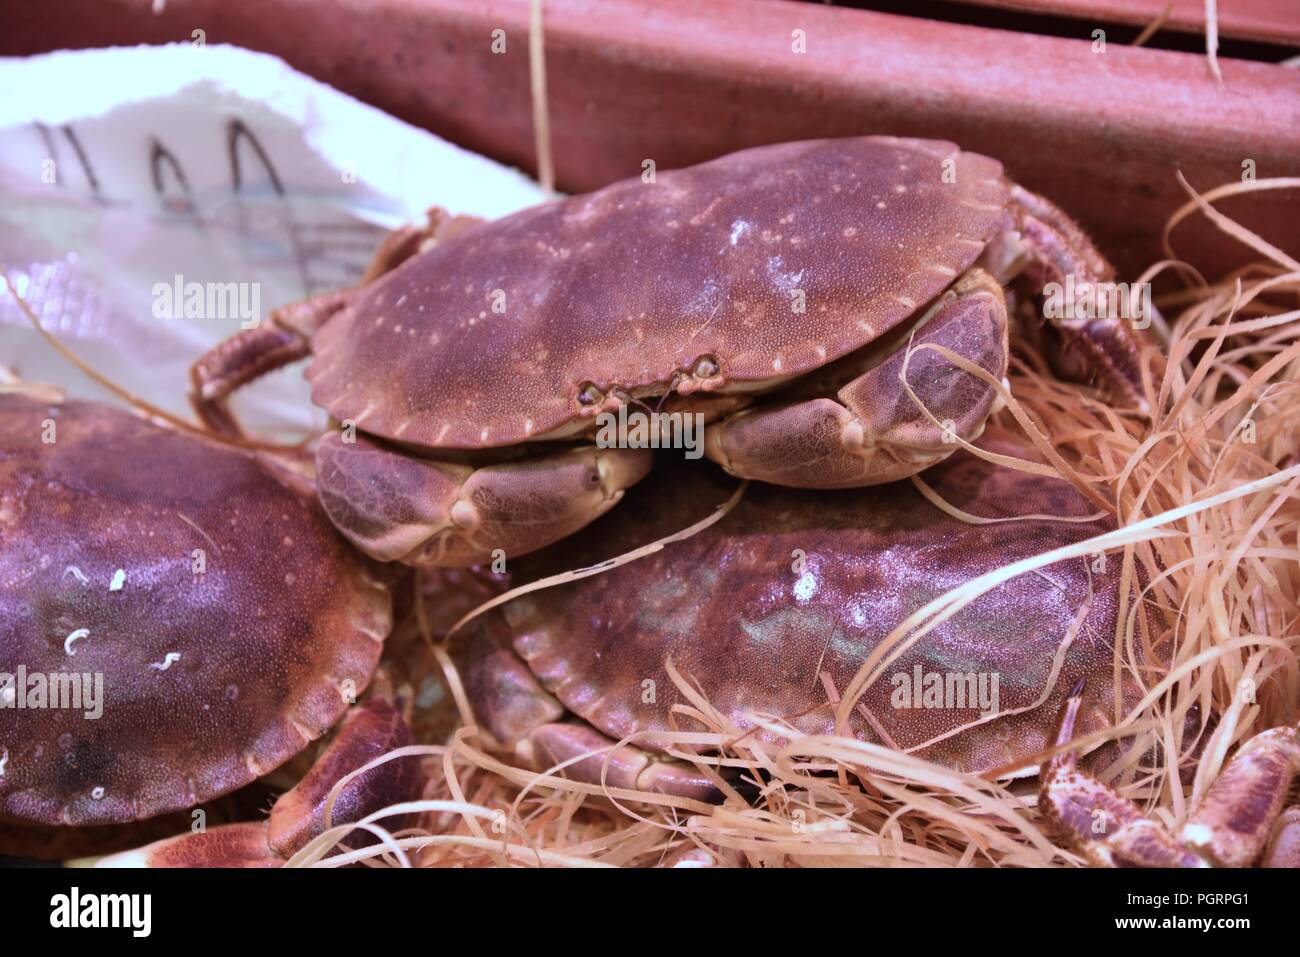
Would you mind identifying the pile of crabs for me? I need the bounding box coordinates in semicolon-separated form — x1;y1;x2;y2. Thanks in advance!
2;138;1296;867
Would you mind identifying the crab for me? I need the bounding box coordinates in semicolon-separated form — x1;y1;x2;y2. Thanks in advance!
189;136;1147;568
462;443;1300;867
459;438;1145;801
0;388;423;865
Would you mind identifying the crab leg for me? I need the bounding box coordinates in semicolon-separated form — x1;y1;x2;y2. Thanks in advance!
267;697;421;858
359;208;485;282
189;291;348;437
194;294;651;567
1038;690;1206;867
314;432;651;566
1039;685;1300;867
190;209;484;438
703;268;1008;487
1007;185;1152;409
1179;725;1300;867
99;822;284;868
464;634;720;801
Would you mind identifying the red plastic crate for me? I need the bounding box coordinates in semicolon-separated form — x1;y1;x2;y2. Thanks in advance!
2;0;1297;278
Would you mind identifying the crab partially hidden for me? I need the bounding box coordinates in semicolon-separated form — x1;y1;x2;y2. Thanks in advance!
463;446;1300;867
461;441;1141;797
0;390;422;865
191;137;1146;567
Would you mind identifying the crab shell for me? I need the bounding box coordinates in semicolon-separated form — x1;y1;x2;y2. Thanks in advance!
305;136;1009;448
494;442;1144;774
0;394;391;827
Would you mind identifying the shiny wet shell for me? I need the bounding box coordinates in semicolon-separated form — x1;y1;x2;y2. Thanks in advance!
0;395;391;826
307;137;1008;449
502;445;1141;774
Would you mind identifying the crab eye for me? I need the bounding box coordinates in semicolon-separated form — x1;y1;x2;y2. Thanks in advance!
577;383;603;406
692;355;720;378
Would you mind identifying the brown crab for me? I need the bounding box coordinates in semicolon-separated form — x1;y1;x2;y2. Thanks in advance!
463;444;1300;867
0;388;422;865
460;439;1140;797
190;136;1146;568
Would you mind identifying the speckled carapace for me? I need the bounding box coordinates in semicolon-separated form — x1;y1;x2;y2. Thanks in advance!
309;138;1010;448
0;392;391;827
471;441;1145;777
191;137;1147;568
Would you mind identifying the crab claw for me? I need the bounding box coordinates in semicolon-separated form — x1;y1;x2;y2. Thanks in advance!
463;630;722;802
703;269;1009;488
97;699;423;868
315;432;651;567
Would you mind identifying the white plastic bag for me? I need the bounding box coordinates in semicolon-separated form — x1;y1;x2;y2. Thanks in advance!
0;43;545;437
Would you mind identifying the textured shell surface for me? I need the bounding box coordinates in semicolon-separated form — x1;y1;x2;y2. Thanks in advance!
307;137;1008;449
504;444;1136;774
0;395;390;826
